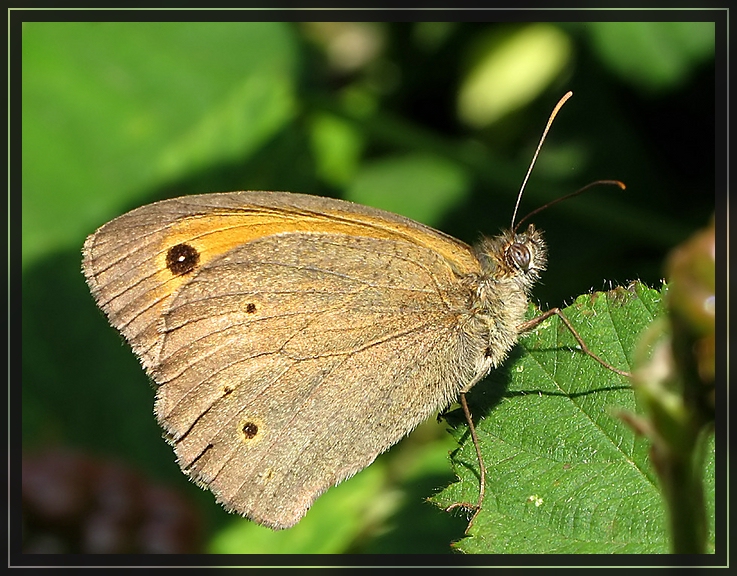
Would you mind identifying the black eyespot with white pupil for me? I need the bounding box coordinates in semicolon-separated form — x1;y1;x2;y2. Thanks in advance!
507;242;531;271
166;243;200;276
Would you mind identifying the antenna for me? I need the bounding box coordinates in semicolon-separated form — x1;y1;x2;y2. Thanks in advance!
513;180;626;232
510;91;573;230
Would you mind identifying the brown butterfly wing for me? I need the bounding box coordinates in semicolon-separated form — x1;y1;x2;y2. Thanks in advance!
82;191;485;529
82;191;480;373
155;232;479;528
82;197;193;369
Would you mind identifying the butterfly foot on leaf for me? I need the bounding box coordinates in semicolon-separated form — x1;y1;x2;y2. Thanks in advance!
444;501;481;534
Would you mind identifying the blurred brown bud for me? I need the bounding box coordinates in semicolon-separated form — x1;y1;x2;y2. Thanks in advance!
664;216;715;422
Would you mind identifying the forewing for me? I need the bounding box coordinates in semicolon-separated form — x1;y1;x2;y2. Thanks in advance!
82;191;480;373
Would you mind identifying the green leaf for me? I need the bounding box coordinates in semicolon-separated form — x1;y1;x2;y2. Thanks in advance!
22;22;298;268
585;22;715;94
434;282;715;553
457;23;573;127
344;153;471;227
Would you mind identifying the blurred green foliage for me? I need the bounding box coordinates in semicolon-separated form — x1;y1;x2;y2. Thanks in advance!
21;21;716;554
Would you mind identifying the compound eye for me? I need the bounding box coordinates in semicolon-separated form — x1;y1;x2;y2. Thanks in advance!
507;243;531;270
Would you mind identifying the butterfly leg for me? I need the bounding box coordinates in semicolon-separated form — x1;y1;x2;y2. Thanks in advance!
444;391;486;533
518;307;632;377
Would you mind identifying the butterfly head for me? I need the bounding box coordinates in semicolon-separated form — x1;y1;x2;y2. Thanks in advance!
474;224;547;293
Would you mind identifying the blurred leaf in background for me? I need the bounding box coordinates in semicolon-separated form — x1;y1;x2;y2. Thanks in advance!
20;18;717;555
585;22;715;94
457;23;573;127
22;22;298;267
